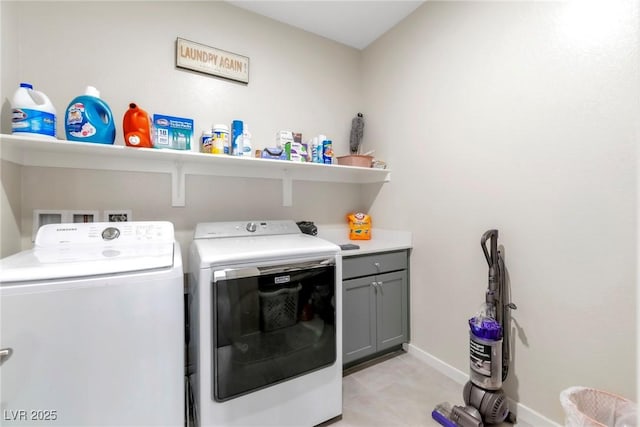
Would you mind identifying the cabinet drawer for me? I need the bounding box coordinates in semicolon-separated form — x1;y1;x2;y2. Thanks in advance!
342;251;407;279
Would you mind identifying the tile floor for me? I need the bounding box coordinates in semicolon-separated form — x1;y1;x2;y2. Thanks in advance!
334;351;530;427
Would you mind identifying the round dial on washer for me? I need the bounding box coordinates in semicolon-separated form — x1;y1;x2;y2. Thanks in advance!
246;222;257;232
101;227;121;241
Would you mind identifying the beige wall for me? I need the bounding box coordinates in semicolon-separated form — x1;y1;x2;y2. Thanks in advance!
362;1;638;423
0;1;370;259
0;1;21;257
2;1;638;424
2;1;362;148
1;160;21;257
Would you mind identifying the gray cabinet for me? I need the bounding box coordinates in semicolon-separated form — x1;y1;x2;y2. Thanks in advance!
342;250;409;366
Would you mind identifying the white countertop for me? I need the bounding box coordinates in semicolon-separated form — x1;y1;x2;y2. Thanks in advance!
316;224;412;257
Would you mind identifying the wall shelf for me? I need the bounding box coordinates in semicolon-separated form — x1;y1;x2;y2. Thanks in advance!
0;134;391;207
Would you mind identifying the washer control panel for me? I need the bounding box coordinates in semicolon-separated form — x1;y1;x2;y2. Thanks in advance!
35;221;175;247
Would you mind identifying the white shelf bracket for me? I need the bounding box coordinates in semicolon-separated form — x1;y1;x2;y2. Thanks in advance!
282;169;293;207
171;161;186;207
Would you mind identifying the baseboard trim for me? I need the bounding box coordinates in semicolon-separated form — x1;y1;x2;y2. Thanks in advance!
407;343;468;384
407;344;560;427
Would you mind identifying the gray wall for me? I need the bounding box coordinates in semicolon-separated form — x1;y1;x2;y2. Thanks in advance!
362;1;638;422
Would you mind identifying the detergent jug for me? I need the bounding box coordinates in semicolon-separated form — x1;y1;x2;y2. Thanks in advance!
123;103;152;148
65;86;115;144
11;82;57;139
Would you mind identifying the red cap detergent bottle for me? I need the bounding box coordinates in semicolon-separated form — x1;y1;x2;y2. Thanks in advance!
64;86;115;144
123;103;152;148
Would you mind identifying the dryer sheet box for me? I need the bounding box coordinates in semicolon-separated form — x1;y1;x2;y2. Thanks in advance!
152;114;193;150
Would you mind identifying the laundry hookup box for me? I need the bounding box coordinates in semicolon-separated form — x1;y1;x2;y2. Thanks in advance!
152;114;193;150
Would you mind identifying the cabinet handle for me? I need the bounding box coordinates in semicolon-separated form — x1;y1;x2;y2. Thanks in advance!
371;281;378;292
373;262;381;272
0;348;12;365
377;281;383;295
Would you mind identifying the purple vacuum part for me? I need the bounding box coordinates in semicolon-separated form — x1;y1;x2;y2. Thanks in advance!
469;317;502;340
431;409;457;427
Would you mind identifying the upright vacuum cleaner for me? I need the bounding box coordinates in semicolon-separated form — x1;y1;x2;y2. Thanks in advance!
432;229;517;427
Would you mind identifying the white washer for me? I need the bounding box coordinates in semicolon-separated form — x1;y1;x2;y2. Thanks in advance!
188;220;342;426
0;221;184;426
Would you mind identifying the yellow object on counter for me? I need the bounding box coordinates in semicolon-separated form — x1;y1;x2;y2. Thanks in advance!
347;212;372;240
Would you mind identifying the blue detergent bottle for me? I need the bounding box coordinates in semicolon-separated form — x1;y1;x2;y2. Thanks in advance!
65;86;116;144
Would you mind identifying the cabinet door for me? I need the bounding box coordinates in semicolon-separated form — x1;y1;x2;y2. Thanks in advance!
342;276;377;365
376;270;408;352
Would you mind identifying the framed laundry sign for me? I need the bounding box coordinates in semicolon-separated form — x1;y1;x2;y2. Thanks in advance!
176;37;249;84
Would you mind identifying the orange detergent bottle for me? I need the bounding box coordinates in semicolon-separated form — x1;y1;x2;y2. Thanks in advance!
123;103;152;148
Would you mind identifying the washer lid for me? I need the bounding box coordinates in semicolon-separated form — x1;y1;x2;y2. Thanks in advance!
192;233;339;267
0;221;176;284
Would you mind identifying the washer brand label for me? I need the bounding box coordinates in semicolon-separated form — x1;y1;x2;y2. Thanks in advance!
274;275;290;284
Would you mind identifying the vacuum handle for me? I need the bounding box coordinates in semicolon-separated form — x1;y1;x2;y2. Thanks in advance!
481;229;499;268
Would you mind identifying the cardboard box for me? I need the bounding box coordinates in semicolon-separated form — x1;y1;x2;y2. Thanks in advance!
285;141;310;162
276;130;294;147
153;114;193;150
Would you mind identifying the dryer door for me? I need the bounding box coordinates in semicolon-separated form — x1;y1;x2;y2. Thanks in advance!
212;258;336;402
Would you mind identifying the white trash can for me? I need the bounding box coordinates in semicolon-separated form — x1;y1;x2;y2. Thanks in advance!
560;386;637;427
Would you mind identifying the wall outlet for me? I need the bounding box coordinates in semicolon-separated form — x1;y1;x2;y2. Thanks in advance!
104;210;132;222
33;209;99;241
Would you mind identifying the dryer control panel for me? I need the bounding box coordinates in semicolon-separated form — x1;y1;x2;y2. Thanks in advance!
194;220;301;239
